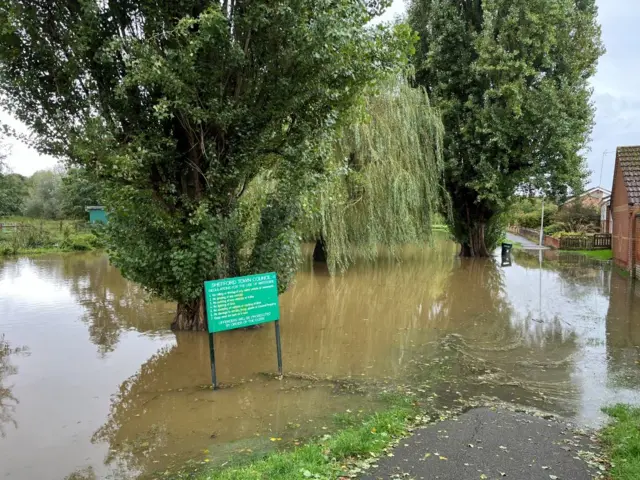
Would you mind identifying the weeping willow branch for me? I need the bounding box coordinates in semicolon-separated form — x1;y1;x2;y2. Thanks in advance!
308;78;446;274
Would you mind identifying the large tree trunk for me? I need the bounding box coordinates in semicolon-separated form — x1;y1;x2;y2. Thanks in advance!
459;222;491;258
172;291;207;331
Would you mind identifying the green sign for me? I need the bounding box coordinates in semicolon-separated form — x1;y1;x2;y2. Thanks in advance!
204;272;280;333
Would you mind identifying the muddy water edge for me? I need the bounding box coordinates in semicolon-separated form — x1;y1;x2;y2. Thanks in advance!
1;235;639;479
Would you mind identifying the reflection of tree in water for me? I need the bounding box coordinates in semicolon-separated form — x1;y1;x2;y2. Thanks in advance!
283;238;458;377
91;331;378;478
90;340;192;476
513;250;611;300
0;335;27;438
90;240;461;477
606;273;640;389
418;258;580;414
59;254;174;355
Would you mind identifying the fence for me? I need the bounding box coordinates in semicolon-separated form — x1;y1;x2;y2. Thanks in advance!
560;233;611;250
508;225;611;250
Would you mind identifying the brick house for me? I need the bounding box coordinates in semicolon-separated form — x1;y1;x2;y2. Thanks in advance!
611;146;640;278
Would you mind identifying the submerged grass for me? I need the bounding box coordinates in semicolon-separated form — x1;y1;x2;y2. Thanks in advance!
561;249;612;261
175;397;417;480
601;404;640;480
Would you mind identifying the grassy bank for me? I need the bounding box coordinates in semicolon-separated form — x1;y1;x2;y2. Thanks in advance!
0;217;101;256
171;397;419;480
601;404;640;479
560;249;612;261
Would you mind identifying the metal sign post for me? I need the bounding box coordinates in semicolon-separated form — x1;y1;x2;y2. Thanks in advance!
203;272;282;389
208;331;217;389
274;320;283;376
202;294;218;389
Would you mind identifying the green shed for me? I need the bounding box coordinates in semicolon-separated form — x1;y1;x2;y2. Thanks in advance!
86;206;107;224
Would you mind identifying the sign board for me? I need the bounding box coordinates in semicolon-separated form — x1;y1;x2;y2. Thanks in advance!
204;272;280;333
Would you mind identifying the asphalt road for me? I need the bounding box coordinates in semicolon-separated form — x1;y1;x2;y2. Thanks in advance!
360;408;601;480
505;232;548;249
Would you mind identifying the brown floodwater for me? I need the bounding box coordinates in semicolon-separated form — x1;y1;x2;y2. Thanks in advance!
1;236;639;479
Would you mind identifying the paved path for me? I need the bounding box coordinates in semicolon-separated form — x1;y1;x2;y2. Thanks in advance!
361;408;601;480
505;232;548;250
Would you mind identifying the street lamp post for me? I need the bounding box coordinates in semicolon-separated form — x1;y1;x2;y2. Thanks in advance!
539;196;545;247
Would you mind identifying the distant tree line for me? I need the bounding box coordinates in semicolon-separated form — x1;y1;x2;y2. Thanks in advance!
0;156;100;220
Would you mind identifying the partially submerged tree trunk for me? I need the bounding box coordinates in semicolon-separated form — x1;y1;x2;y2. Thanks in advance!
172;292;207;331
460;222;491;257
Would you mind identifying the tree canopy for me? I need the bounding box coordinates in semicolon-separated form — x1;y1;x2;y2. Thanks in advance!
0;1;414;329
408;0;604;256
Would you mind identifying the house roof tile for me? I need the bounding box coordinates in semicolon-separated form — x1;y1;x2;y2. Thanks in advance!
616;146;640;205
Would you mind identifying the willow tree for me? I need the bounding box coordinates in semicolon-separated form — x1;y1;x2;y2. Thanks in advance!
305;78;445;273
409;0;603;256
0;1;414;330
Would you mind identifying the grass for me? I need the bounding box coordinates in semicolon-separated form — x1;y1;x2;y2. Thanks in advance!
560;249;613;261
601;404;640;479
172;397;417;480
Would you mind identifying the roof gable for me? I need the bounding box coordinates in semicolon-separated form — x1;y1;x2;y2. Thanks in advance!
615;146;640;205
562;186;611;205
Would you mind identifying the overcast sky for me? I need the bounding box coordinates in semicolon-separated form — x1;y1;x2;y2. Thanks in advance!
2;0;638;190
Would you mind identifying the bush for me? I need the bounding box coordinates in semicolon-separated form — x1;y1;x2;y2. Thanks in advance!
543;223;564;235
61;232;99;251
554;203;600;232
508;198;559;228
551;231;587;239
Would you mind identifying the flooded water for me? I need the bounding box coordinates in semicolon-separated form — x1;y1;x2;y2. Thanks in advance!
1;236;639;479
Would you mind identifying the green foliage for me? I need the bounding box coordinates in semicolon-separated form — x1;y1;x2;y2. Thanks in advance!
554;202;600;233
508;197;559;229
61;232;100;251
8;224;54;250
408;0;604;255
60;168;102;219
552;231;588;238
0;142;28;216
23;169;64;220
543;223;565;236
0;1;413;324
0;154;99;220
304;78;445;273
0;171;27;216
601;404;640;479
0;217;100;255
